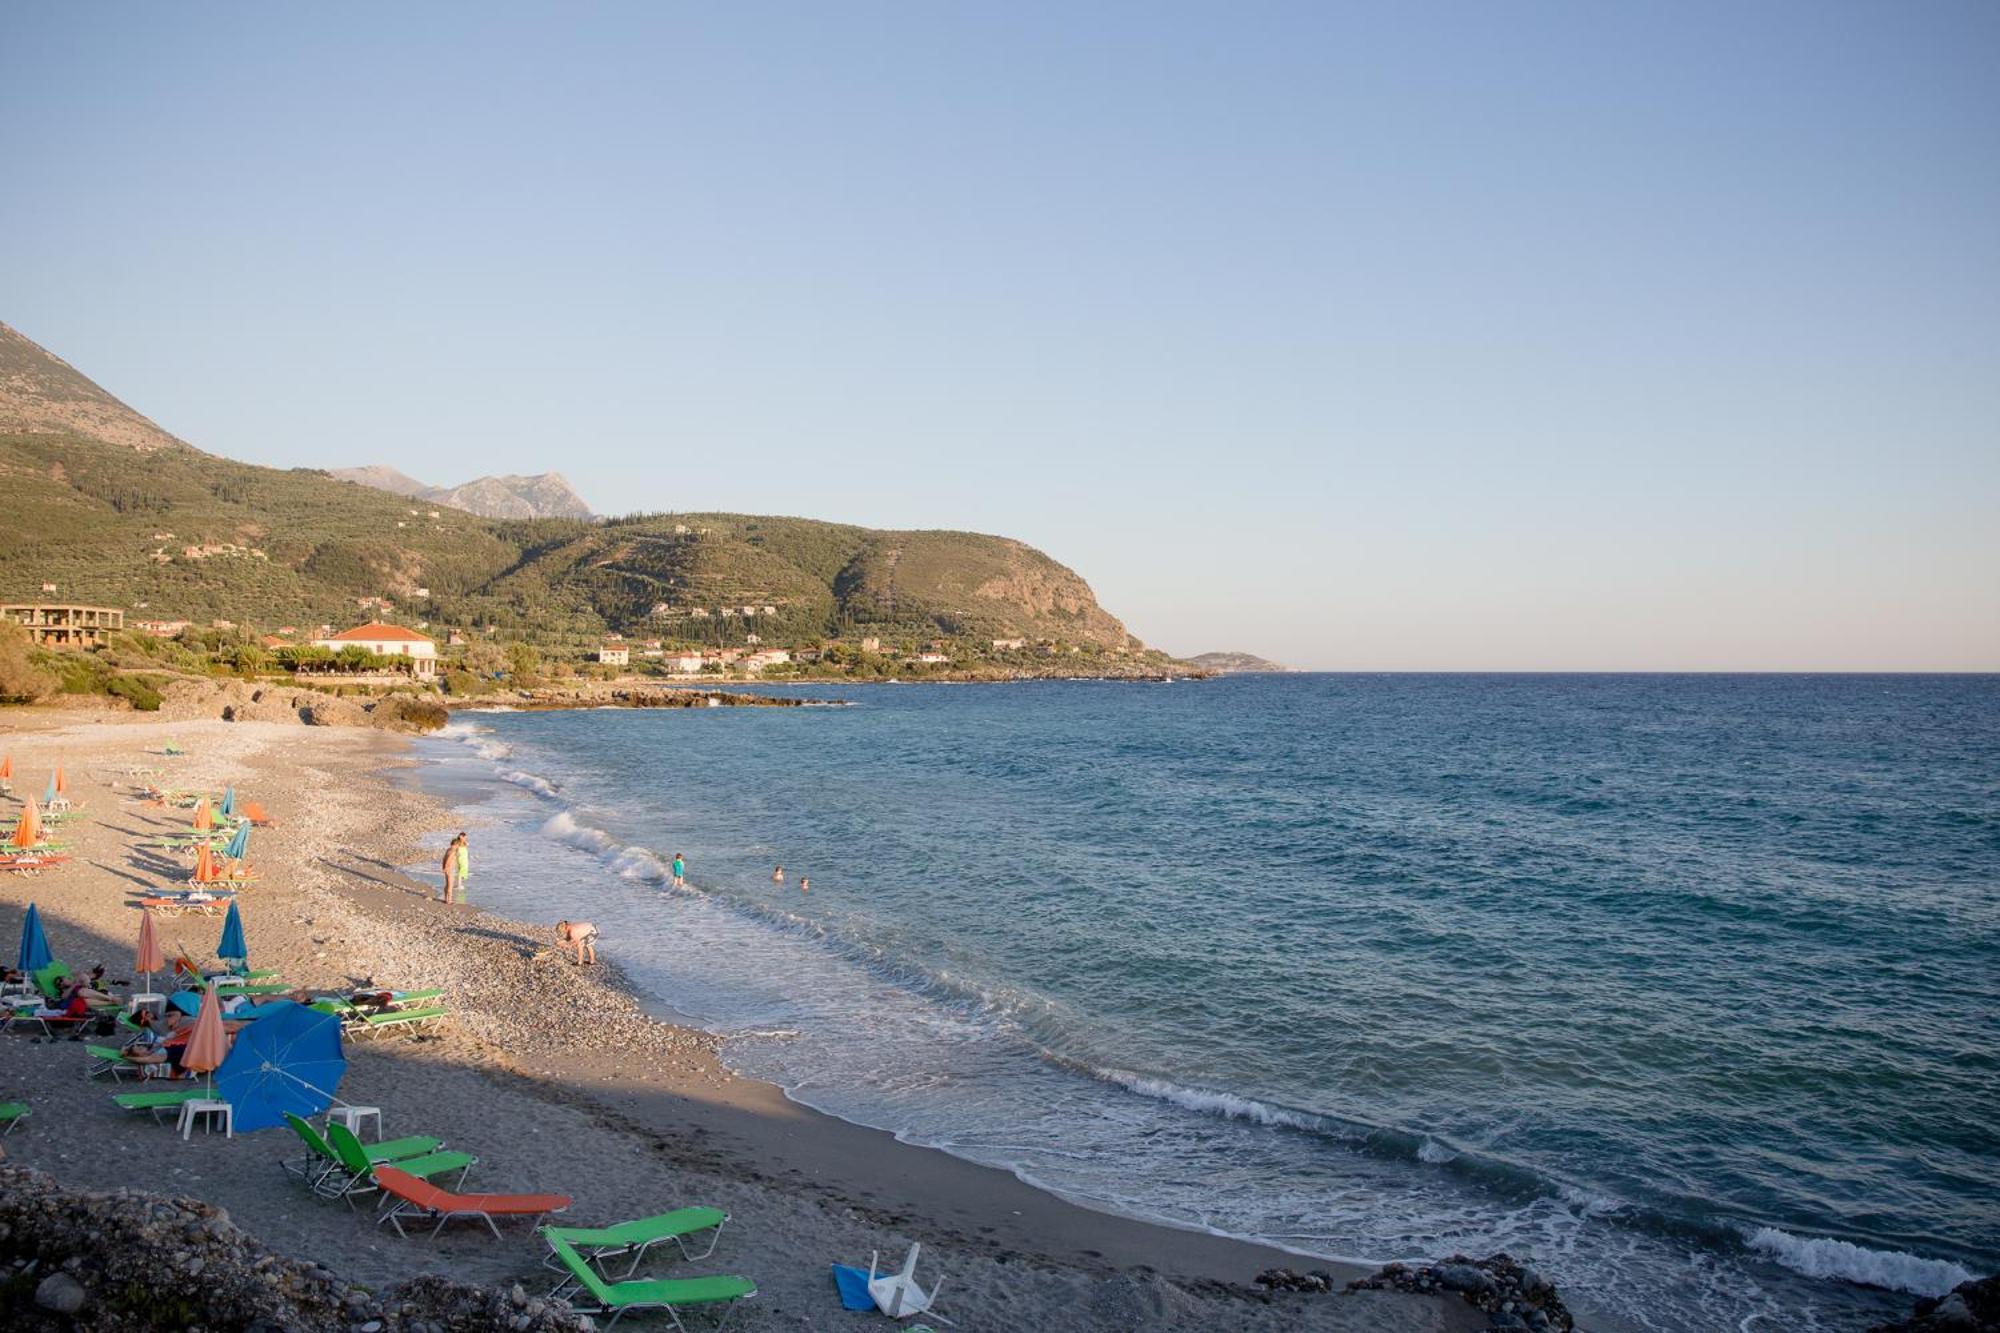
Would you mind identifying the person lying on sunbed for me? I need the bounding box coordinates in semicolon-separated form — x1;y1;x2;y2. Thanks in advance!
74;965;118;1005
121;1009;181;1072
15;986;93;1035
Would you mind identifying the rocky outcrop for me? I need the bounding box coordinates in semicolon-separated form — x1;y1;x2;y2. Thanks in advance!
155;679;447;731
1258;1253;1576;1332
1871;1276;2000;1332
0;1165;592;1332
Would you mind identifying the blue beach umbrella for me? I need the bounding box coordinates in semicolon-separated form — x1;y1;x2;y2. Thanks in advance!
42;772;56;804
219;786;236;819
16;902;53;974
217;901;247;964
221;823;250;861
214;1001;346;1133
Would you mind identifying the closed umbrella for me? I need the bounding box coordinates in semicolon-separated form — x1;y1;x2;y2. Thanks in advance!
219;786;235;819
217;900;247;966
16;902;52;974
221;823;250;861
135;908;165;998
55;766;66;795
180;981;230;1092
193;844;220;883
0;755;11;780
43;771;56;803
10;797;40;849
215;1001;345;1133
192;799;212;833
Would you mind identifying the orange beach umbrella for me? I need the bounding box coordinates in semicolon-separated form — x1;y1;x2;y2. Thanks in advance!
11;796;41;849
193;844;221;883
192;798;213;832
135;909;165;995
181;982;229;1086
54;766;66;794
0;755;12;779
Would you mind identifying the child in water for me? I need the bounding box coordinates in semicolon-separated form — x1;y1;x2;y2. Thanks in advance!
772;865;785;884
672;853;686;889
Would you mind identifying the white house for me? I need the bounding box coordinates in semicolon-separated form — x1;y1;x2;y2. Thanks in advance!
668;653;705;674
597;644;630;666
744;649;792;672
312;622;438;678
915;652;951;665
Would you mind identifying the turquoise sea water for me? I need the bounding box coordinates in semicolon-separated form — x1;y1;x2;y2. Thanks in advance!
407;675;1998;1331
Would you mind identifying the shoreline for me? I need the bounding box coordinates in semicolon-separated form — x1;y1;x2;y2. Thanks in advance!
0;711;1498;1331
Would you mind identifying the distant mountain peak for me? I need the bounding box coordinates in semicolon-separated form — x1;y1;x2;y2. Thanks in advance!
0;321;188;453
333;465;594;520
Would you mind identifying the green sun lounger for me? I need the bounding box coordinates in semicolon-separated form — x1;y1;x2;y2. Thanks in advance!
113;1087;204;1122
282;1113;459;1201
0;1102;29;1134
85;1043;138;1079
542;1233;756;1331
544;1207;730;1279
354;1005;449;1035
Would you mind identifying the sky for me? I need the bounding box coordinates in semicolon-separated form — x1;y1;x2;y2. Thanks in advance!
2;2;1996;670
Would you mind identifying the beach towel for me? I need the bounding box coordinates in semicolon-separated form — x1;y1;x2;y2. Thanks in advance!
831;1263;878;1311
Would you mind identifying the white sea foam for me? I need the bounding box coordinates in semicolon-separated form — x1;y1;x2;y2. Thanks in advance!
501;769;560;798
1746;1227;1978;1297
541;810;618;856
1418;1138;1457;1164
1098;1069;1323;1133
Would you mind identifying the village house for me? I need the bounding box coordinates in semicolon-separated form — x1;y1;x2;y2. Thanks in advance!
744;632;761;645
312;622;439;679
597;644;630;666
667;653;705;673
744;648;792;672
992;637;1026;651
915;652;951;665
133;619;191;638
859;636;881;652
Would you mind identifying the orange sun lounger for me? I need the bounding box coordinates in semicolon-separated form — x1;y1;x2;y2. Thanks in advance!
372;1165;573;1239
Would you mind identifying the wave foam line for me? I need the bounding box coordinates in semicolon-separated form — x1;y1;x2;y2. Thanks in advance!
1096;1069;1328;1133
502;769;560;798
540;811;676;886
1746;1227;1979;1297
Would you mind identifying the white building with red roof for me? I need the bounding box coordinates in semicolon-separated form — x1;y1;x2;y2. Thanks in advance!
312;622;439;678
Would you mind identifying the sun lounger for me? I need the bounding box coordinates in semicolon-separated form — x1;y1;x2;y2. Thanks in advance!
353;1005;449;1036
373;1166;572;1240
113;1087;204;1122
544;1207;729;1279
282;1113;456;1200
0;1102;29;1134
85;1043;139;1080
542;1232;756;1330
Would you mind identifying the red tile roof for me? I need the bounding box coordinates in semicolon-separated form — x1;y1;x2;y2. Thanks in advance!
325;622;433;643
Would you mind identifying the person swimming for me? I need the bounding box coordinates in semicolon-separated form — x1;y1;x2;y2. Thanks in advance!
772;865;785;883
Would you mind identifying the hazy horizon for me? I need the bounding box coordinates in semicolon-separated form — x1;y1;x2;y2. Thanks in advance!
3;3;1995;671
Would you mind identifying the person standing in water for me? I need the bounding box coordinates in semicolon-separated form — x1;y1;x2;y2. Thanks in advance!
672;853;685;889
798;876;809;894
772;865;785;884
441;833;469;904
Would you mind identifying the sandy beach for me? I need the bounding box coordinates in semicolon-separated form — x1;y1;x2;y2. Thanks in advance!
0;709;1494;1332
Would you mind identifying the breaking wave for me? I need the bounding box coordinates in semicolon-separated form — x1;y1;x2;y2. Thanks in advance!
1746;1228;1979;1298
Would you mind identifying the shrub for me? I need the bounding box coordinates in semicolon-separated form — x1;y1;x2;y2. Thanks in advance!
105;674;165;711
442;670;487;697
0;623;56;702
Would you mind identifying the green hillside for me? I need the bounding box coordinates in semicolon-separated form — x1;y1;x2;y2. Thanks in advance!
0;323;1143;653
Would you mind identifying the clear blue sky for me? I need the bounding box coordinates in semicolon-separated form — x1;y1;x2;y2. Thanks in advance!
3;2;1995;670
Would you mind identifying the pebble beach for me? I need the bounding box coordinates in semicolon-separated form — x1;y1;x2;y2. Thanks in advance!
0;709;1496;1332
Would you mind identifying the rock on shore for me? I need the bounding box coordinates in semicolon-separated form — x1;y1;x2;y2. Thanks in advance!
1870;1276;2000;1332
0;1165;592;1333
1259;1253;1576;1332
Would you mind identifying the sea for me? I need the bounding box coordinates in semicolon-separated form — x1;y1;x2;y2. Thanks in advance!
400;674;1999;1332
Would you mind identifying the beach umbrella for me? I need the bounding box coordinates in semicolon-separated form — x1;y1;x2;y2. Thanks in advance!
219;786;236;819
180;981;229;1092
42;772;56;803
221;823;250;861
55;766;67;795
11;797;41;849
241;800;271;827
192;798;212;833
135;908;165;997
16;902;52;975
217;900;247;965
0;755;12;780
215;1001;345;1133
193;844;221;884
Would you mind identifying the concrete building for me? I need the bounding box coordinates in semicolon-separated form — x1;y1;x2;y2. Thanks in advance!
744;649;792;672
1;604;124;649
312;622;438;679
597;645;630;666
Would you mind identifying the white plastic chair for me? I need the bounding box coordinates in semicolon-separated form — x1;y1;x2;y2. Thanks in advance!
868;1243;944;1319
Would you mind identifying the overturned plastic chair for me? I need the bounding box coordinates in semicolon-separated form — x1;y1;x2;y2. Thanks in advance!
868;1243;944;1319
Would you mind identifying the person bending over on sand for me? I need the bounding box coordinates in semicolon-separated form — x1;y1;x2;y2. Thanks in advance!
555;920;598;965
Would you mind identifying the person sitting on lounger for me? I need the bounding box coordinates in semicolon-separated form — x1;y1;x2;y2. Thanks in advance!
72;967;116;1005
555;920;598;965
122;1009;176;1071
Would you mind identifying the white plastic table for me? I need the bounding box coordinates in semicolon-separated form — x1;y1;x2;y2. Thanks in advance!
326;1105;381;1140
127;993;167;1017
179;1099;232;1139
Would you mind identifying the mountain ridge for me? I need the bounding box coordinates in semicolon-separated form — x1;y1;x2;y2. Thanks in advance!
0;321;1150;655
331;466;595;520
